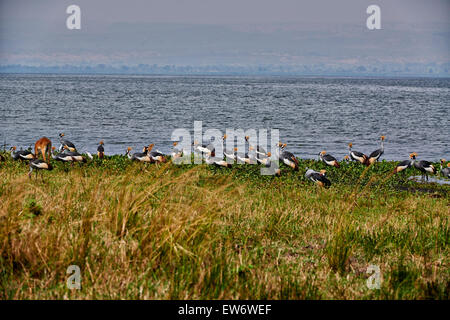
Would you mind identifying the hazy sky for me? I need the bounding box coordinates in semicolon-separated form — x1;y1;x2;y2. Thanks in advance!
1;0;449;67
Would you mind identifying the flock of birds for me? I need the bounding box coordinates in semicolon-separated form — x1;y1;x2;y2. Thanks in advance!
2;133;449;187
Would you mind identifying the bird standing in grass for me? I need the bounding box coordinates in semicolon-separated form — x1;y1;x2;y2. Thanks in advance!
205;154;232;168
97;140;105;159
277;143;299;171
440;159;450;178
411;152;436;181
51;146;74;163
147;144;167;163
28;158;53;180
61;146;87;163
348;143;368;165
319;151;340;168
193;140;215;156
10;146;34;161
366;136;385;166
126;147;152;163
393;154;414;174
58;133;77;152
305;168;331;187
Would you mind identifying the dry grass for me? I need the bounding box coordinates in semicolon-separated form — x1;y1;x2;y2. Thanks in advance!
0;157;449;299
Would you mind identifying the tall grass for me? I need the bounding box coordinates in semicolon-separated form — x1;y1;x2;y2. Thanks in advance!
0;154;448;299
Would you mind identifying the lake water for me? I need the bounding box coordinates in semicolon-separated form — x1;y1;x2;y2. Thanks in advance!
0;74;448;161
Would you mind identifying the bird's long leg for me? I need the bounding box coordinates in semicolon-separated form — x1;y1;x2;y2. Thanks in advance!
28;167;33;179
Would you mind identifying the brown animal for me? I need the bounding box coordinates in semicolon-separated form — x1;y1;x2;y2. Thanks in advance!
34;137;52;163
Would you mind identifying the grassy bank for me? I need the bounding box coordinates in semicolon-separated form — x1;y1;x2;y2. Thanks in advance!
0;153;449;299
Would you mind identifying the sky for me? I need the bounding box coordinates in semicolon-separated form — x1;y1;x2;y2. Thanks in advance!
0;0;449;73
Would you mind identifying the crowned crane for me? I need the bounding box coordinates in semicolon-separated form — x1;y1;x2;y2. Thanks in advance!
393;153;414;174
97;140;105;159
276;143;299;171
147;144;167;163
171;141;184;160
366;136;385;166
222;135;238;162
245;135;267;158
193;140;215;156
61;146;87;163
34;137;52;163
236;146;257;164
10;146;34;161
205;154;232;168
305;168;331;187
440;159;450;178
411;153;436;181
348;143;368;165
28;158;53;180
51;146;74;163
58;133;77;152
319;151;340;168
126;147;152;163
256;152;272;166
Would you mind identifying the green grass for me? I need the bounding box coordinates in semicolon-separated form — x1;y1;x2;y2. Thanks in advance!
0;152;448;299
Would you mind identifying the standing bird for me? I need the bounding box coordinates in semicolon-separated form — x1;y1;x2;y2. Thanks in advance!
34;137;52;163
222;135;238;162
97;140;105;159
411;153;436;181
277;143;299;171
171;141;184;160
147;144;167;163
58;133;77;152
51;146;74;163
305;168;331;187
10;146;34;161
366;136;385;166
393;154;414;174
348;143;368;165
193;140;215;156
245;135;267;158
205;154;232;168
126;147;152;163
319;151;340;168
61;146;87;163
236;146;257;164
28;159;53;180
440;159;450;178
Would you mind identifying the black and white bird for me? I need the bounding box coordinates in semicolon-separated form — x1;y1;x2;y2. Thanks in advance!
51;146;74;163
58;133;77;152
366;136;385;166
236;146;257;164
393;153;414;174
147;144;167;163
411;153;436;181
205;154;232;168
61;146;86;163
222;135;238;162
305;168;331;187
171;141;184;160
440;159;450;178
126;147;152;163
277;143;299;171
348;143;368;165
97;140;105;159
193;140;215;156
28;159;53;179
245;135;267;158
10;146;34;161
319;151;340;168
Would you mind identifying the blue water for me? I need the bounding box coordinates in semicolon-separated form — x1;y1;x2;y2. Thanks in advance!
0;74;448;161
